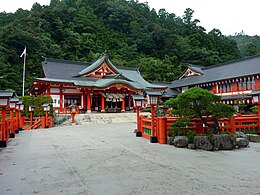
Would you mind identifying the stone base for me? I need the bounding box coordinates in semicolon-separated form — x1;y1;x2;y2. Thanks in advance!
121;110;125;113
0;141;7;148
15;130;19;134
150;136;158;143
101;110;106;113
87;110;91;113
247;134;260;143
136;132;142;137
10;133;15;138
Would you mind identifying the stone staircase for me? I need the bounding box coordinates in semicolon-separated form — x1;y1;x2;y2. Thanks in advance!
54;112;150;126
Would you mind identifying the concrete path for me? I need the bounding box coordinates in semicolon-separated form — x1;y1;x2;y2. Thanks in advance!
0;123;260;195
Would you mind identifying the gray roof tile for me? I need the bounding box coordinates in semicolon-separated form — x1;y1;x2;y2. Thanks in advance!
172;55;260;88
36;57;165;90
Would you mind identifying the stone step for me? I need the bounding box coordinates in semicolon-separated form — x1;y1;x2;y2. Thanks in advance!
247;134;260;143
55;112;150;125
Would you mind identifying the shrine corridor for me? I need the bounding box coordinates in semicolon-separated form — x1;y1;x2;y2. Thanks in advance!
0;123;260;195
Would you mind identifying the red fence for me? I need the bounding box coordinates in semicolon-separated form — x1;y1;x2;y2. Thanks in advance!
138;114;260;144
0;115;53;147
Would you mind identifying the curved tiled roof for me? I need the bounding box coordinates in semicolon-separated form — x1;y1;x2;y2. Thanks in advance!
78;55;120;76
35;56;166;91
172;54;260;88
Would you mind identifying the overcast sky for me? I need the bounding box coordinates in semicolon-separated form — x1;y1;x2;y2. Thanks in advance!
0;0;259;36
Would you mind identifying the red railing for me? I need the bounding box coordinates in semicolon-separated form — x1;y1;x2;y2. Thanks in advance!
138;114;260;144
0;115;53;147
23;116;53;130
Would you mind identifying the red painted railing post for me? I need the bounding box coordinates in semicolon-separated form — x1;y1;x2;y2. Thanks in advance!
71;113;75;125
229;118;236;134
196;120;204;134
49;117;53;128
140;116;145;135
15;110;19;133
41;117;45;128
45;111;49;128
10;110;15;138
0;109;7;147
258;103;260;133
30;111;33;127
157;117;167;144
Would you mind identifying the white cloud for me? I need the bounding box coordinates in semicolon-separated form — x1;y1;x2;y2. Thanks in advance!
139;0;260;36
0;0;50;13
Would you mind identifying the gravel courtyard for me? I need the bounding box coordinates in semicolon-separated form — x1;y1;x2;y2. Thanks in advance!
0;123;260;195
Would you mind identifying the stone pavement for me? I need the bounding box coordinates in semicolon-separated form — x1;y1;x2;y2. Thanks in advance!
0;123;260;195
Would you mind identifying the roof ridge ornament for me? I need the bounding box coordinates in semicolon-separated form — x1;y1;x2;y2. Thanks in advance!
101;50;108;58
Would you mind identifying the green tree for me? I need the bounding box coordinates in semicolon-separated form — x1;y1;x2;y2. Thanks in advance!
165;87;236;134
244;43;257;56
0;0;242;94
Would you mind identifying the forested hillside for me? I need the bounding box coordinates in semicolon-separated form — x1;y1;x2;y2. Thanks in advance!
229;32;260;57
0;0;241;95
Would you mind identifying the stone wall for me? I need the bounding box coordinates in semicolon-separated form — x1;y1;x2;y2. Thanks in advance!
55;112;150;125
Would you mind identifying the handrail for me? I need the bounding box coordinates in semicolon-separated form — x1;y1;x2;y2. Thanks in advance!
139;114;260;142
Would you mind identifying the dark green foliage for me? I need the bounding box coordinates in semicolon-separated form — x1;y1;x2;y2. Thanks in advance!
0;0;241;94
169;117;195;143
165;87;236;134
20;95;53;117
250;105;258;114
230;33;260;57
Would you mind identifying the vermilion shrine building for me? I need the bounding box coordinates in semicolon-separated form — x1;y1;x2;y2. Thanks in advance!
29;54;166;113
170;55;260;107
29;54;260;112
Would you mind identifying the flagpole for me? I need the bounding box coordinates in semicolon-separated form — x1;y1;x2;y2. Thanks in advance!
22;48;26;96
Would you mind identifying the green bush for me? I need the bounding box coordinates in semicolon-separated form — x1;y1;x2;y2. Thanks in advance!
168;117;196;143
20;95;54;117
186;130;196;143
251;105;258;114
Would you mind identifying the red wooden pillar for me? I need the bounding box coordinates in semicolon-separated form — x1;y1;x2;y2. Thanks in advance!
71;113;76;125
258;102;260;133
0;109;7;147
101;96;105;112
121;98;125;112
151;105;155;136
45;111;49;128
83;91;87;110
87;92;91;113
30;111;33;127
10;109;15;138
19;111;22;130
150;105;157;143
255;78;260;90
15;110;19;134
139;116;145;136
135;106;142;137
60;87;63;112
196;121;204;134
49;117;53;128
229;118;236;134
157;117;167;144
41;117;45;128
212;84;217;94
233;82;238;92
47;87;50;96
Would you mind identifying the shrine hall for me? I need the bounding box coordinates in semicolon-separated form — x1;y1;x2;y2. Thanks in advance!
29;54;167;113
